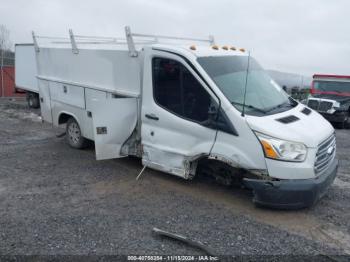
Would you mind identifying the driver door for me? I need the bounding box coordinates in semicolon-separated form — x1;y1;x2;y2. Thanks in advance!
141;49;218;178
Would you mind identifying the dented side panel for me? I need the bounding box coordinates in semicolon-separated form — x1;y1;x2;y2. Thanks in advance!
210;104;267;171
142;140;216;178
211;130;266;170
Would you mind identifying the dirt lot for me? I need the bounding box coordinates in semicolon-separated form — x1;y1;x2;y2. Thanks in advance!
0;98;350;258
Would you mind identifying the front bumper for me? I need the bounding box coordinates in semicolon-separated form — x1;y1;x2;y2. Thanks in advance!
243;158;338;209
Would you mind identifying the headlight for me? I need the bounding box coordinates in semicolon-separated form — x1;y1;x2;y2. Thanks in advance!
255;132;307;162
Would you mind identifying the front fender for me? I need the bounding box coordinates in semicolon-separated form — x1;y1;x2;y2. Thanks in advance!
210;131;267;171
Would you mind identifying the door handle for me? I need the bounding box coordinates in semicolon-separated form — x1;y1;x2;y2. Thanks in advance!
145;113;159;121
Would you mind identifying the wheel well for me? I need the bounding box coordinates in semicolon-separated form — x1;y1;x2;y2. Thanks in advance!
58;113;73;125
26;91;38;98
195;158;247;186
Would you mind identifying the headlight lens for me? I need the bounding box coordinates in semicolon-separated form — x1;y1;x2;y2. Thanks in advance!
255;132;307;162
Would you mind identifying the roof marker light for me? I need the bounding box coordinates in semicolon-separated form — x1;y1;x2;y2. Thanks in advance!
222;46;229;50
190;45;196;50
230;46;237;51
240;48;246;52
212;45;219;50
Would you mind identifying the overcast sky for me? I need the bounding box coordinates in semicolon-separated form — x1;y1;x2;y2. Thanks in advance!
1;0;349;76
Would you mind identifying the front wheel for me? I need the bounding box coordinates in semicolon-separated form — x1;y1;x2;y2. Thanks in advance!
66;117;88;149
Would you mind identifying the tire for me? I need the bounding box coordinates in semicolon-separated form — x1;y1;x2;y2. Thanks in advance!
66;117;88;149
344;112;350;129
26;92;40;109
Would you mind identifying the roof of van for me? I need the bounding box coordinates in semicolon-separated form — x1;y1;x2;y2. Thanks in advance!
32;42;248;58
150;44;248;58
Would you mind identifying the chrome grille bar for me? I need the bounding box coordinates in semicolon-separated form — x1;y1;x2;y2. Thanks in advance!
314;134;336;175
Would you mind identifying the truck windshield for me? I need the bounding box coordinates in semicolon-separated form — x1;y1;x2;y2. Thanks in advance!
197;56;291;115
313;80;350;94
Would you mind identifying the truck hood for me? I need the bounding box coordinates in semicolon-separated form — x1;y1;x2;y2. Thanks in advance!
245;103;334;148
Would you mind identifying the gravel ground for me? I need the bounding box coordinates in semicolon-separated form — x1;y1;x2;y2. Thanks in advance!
0;98;349;258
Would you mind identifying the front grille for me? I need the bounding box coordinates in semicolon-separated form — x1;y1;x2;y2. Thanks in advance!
307;99;333;112
307;100;319;110
315;134;336;175
318;101;333;112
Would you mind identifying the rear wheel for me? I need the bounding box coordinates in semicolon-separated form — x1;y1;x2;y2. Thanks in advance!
26;92;40;109
66;117;88;149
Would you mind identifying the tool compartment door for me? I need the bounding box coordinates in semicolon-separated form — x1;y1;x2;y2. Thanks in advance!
38;79;53;123
86;89;138;160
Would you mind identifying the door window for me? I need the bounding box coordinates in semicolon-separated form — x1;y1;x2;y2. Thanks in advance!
152;57;211;123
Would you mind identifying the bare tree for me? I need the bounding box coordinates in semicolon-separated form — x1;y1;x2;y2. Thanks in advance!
0;25;11;97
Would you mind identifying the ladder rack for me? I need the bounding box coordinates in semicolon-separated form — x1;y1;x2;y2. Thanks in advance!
32;26;215;57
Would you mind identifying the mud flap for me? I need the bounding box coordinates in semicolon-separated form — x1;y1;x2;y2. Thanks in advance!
91;95;137;160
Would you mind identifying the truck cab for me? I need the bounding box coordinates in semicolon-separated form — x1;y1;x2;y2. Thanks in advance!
307;74;350;128
25;27;338;209
142;44;337;209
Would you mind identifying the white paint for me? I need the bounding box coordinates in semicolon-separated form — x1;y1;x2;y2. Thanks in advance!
36;47;141;96
141;48;218;178
15;44;38;93
90;91;137;160
38;79;53;123
49;82;85;109
51;102;93;139
245;103;334;179
29;33;335;181
246;103;334;148
210;104;267;171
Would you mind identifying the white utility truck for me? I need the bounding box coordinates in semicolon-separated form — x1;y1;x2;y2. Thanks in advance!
27;27;337;209
15;44;40;108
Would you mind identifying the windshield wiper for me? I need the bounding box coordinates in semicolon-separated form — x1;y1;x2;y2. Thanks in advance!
265;102;293;113
231;101;267;114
